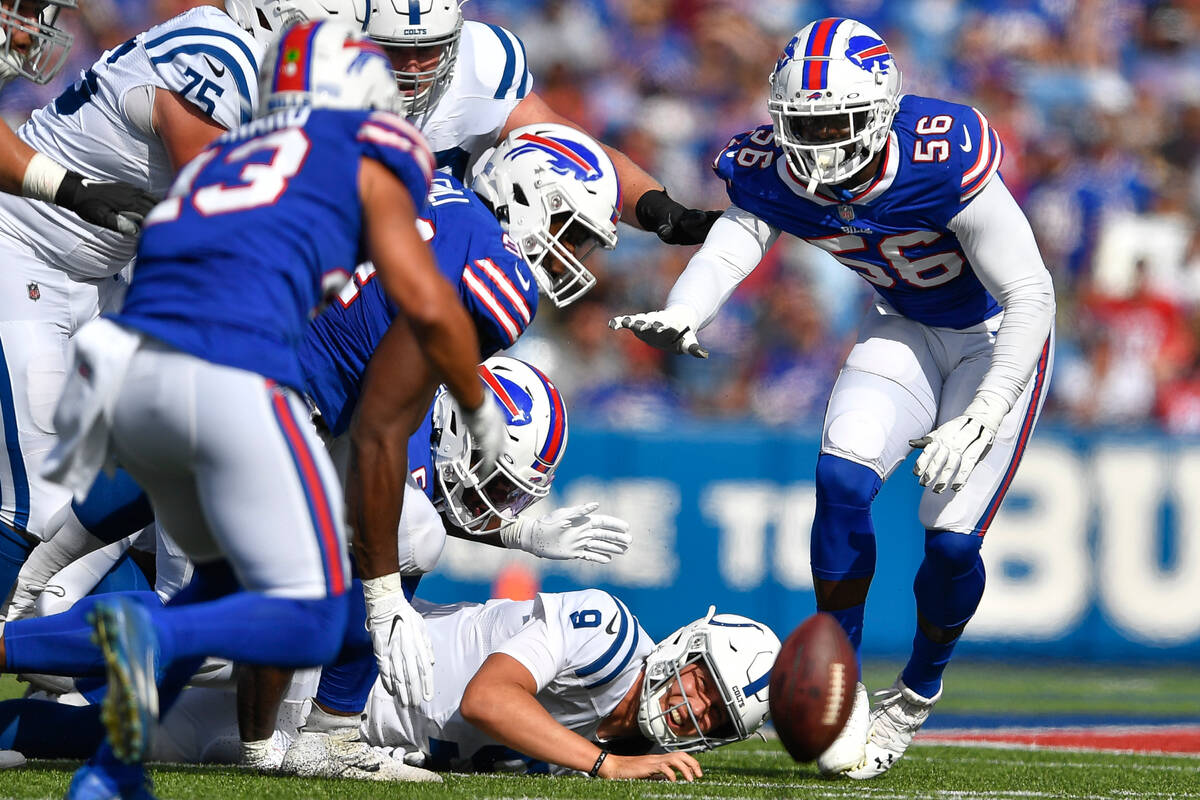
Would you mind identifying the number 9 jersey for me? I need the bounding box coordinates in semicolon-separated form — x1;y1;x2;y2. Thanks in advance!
113;106;434;392
0;5;263;280
714;94;1005;329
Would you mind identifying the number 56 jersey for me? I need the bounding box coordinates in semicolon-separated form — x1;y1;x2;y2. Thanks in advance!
715;95;1005;329
112;107;434;392
0;5;262;280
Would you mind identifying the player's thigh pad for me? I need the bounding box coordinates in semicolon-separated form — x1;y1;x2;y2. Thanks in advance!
919;328;1055;534
822;311;943;477
0;250;95;538
111;343;349;599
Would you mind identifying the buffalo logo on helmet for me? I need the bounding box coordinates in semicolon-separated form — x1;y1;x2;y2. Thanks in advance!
508;133;602;182
845;35;892;74
773;34;801;75
479;365;533;426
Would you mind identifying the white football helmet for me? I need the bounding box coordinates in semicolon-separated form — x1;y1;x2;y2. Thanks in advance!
432;357;566;533
225;0;370;46
258;19;402;116
638;607;780;752
367;0;464;116
767;17;901;193
472;123;620;308
0;0;74;86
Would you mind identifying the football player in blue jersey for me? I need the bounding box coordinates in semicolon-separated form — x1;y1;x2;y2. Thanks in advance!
0;20;505;799
612;17;1056;779
358;0;719;255
0;0;154;233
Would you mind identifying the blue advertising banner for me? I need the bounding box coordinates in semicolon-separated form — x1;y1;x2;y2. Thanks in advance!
417;425;1200;662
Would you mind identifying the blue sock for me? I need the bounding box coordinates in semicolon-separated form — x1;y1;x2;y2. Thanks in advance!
3;591;161;675
0;698;103;758
316;580;377;713
73;468;153;545
811;454;881;679
901;529;985;698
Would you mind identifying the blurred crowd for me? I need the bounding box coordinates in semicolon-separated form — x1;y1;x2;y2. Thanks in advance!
6;0;1200;433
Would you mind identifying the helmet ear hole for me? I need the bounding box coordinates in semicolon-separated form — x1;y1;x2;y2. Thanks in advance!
511;184;529;207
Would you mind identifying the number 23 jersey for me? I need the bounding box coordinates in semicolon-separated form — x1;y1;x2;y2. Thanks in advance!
715;94;1005;329
113;107;434;391
0;5;262;280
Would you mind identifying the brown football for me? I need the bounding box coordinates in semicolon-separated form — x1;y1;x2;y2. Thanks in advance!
768;612;857;762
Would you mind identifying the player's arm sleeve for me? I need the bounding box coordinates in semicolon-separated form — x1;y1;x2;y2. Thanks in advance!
460;22;532;143
947;177;1055;412
666;204;780;329
143;23;261;129
458;249;538;356
494;594;569;692
357;112;436;209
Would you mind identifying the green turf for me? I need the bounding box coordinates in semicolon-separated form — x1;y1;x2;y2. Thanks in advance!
1;742;1196;800
2;663;1197;799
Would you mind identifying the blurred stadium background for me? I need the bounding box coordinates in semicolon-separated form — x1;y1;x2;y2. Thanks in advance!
7;0;1199;670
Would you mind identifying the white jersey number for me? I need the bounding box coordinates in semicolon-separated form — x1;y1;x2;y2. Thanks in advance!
808;231;964;289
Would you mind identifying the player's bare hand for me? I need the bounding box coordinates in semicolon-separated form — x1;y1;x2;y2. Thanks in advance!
599;752;703;782
609;306;708;359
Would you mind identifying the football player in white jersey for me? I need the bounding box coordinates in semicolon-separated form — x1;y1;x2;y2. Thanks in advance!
611;18;1055;779
0;0;362;638
0;2;154;235
365;0;721;265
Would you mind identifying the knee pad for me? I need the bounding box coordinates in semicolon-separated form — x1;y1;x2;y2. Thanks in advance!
815;453;882;509
923;529;983;574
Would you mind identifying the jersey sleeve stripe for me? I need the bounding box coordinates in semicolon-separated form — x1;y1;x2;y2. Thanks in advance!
485;23;522;100
583;599;643;690
961;108;992;186
960;129;1003;202
149;44;255;124
462;266;520;344
364;113;436;180
575;594;629;677
144;26;259;68
477;258;531;324
514;34;531;98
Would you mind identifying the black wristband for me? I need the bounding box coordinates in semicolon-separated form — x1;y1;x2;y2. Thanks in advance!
634;188;681;233
588;749;609;778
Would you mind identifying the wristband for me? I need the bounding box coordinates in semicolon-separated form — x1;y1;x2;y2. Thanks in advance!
21;153;68;204
588;749;609;778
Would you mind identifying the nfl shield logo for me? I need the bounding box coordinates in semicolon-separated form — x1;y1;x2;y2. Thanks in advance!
27;282;40;301
838;205;855;222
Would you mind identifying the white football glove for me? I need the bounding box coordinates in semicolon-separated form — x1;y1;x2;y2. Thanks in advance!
362;573;435;706
499;502;633;563
910;392;1009;493
608;305;708;359
461;392;506;475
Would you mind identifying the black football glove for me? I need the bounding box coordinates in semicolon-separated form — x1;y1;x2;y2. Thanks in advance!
54;172;157;236
635;188;722;246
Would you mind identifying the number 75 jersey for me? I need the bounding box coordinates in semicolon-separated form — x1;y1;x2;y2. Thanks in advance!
715;94;1005;329
0;5;262;280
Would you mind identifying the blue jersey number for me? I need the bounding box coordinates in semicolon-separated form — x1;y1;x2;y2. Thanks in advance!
179;66;225;117
570;610;602;629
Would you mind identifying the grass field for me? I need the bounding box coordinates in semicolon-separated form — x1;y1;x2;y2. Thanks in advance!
2;661;1198;800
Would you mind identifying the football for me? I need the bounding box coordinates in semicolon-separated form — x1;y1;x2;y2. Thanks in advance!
768;612;857;762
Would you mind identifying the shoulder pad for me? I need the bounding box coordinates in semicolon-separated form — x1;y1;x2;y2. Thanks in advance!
896;95;1003;204
712;125;779;182
562;590;644;690
957;106;1004;203
142;7;263;128
458;21;532;102
357;111;436;199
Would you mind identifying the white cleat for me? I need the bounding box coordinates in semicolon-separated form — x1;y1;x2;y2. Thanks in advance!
281;728;442;783
846;677;941;779
817;681;869;775
0;750;26;769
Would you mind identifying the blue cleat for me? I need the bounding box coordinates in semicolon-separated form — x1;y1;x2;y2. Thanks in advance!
90;598;160;765
65;761;157;800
